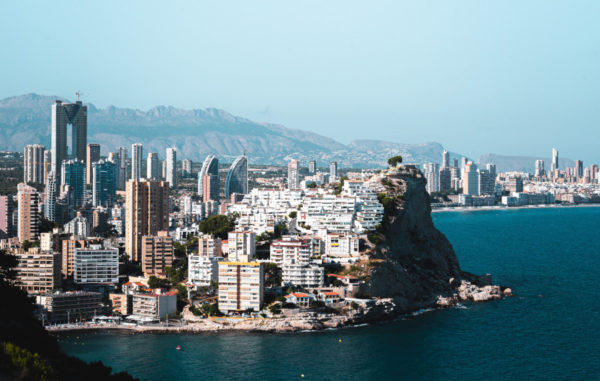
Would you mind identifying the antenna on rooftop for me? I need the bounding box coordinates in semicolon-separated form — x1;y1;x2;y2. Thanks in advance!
76;91;83;101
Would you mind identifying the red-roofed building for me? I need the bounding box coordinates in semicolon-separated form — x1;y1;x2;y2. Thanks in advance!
285;292;316;307
318;291;342;304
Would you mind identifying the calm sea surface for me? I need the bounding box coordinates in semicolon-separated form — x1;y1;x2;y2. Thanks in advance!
60;207;600;380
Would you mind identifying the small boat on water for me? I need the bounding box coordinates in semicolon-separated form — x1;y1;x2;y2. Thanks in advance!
176;345;181;350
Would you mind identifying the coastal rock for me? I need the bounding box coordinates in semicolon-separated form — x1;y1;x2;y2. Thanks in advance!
361;167;508;314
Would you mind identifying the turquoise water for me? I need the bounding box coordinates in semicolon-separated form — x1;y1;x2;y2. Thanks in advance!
60;207;600;380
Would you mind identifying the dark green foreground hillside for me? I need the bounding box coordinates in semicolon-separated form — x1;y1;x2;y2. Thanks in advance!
0;252;138;381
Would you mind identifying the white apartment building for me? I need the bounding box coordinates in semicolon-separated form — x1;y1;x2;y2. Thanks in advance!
73;245;119;285
218;261;264;313
269;236;312;266
323;232;360;257
282;263;324;288
132;292;177;320
197;235;222;257
188;255;222;287
227;231;256;261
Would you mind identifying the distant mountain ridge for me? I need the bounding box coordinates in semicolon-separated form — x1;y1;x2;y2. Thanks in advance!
0;93;462;168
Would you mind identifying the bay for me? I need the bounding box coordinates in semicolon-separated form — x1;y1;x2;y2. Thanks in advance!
60;207;600;380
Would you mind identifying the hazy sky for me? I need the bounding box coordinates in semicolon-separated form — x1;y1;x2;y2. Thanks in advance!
1;1;599;162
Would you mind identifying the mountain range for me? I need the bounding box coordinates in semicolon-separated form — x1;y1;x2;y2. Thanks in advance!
0;94;569;171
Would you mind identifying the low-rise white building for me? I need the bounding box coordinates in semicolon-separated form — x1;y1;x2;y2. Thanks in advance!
227;231;256;261
270;236;312;266
282;263;324;288
132;291;177;320
218;261;264;313
323;233;360;258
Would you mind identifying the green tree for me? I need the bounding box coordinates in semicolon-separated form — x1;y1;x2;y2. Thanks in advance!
147;276;170;289
288;211;297;219
198;214;237;239
387;155;403;167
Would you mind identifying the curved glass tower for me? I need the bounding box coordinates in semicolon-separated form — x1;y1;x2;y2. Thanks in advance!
198;155;219;197
225;155;248;198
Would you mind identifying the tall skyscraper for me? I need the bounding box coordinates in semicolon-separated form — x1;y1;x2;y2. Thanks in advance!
44;171;57;222
93;159;117;207
0;195;14;238
288;159;300;190
17;183;39;243
590;164;599;182
575;160;584;179
439;167;452;192
51;100;87;184
86;144;101;185
329;162;338;183
551;148;559;173
125;180;170;261
225;155;248;198
24;144;45;184
131;143;143;181
182;159;192;178
198;155;219;198
117;146;128;190
423;163;439;193
478;165;496;196
203;174;220;202
61;160;86;208
166;148;177;188
441;150;450;168
43;150;51;184
453;158;459;169
460;157;468;178
463;162;479;196
146;152;160;180
309;160;317;175
535;160;545;177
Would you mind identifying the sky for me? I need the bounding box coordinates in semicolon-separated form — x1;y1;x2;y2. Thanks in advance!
1;1;599;163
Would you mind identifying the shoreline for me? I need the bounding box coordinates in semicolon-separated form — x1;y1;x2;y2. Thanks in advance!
49;281;511;335
431;203;600;214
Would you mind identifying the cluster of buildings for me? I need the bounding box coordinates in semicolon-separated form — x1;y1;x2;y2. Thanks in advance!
425;147;600;209
2;98;384;322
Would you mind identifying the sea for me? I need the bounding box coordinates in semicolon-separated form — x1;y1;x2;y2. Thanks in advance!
59;206;600;380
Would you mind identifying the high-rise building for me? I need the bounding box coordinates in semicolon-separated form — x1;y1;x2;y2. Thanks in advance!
141;231;174;277
12;248;61;294
575;160;584;179
453;158;459;168
24;144;45;184
309;160;317;175
74;245;119;285
509;177;523;193
441;149;450;168
439;167;452;192
86;143;100;185
166;147;177;188
146;152;160;180
463;162;479;196
197;236;222;257
51;100;87;184
44;171;57;222
117;146;128;190
182;159;192;178
590;164;599;182
17;183;39;243
460;157;468;178
225;155;248;198
125;180;170;261
198;155;219;199
227;231;256;262
162;160;167;179
551;148;559;173
0;195;14;238
535;160;545;177
423;163;439;193
43;150;52;184
288;159;300;190
270;236;311;266
61;159;86;207
203;174;219;202
478;169;495;196
131;143;143;181
218;261;264;313
329;162;338;183
92;159;117;207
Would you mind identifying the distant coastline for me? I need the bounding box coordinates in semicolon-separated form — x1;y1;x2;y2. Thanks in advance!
431;203;600;214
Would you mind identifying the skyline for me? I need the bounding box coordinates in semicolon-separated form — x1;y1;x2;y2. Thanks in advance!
2;1;600;163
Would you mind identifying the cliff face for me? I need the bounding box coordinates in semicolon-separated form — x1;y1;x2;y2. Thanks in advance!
362;166;504;313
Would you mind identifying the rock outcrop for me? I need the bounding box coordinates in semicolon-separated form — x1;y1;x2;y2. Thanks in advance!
362;165;509;313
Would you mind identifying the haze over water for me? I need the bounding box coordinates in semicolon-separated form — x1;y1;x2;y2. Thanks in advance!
60;207;600;380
